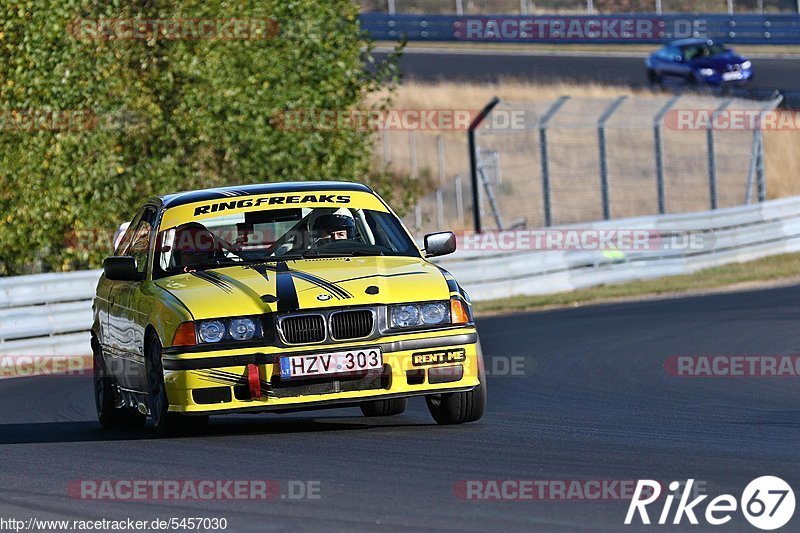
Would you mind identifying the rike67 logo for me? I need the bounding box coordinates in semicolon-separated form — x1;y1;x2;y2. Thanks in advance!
625;477;795;530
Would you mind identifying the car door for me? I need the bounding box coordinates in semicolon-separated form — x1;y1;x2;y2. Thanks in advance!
659;47;687;81
107;205;158;393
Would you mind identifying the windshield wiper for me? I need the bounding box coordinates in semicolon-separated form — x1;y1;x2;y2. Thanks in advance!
298;249;384;258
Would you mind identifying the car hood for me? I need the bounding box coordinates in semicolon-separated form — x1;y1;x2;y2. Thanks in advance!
154;256;451;319
690;51;747;69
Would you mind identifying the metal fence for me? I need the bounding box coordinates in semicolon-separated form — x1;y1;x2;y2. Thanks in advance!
399;92;783;236
359;13;800;44
358;1;800;15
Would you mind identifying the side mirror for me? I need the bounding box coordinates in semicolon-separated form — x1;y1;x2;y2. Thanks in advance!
424;231;457;258
103;256;142;281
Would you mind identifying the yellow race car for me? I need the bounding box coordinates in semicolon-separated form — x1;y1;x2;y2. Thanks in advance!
93;182;486;435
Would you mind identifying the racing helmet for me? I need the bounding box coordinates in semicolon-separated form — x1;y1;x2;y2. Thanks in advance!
171;222;221;269
312;212;356;241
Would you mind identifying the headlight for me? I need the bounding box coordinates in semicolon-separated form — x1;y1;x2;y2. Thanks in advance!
194;316;262;344
741;60;752;70
699;68;715;77
198;320;226;343
391;305;421;328
229;318;257;341
421;302;448;325
390;302;451;329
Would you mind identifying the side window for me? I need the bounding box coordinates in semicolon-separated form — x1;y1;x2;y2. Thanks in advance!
115;210;145;255
121;207;157;276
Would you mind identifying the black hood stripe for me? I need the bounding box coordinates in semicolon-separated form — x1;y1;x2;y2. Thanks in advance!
190;271;233;294
288;270;351;300
435;265;460;294
276;262;300;312
326;271;428;285
244;262;351;301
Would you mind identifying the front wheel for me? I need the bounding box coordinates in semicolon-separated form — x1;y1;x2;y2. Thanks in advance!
425;343;487;425
93;338;145;429
647;69;661;87
146;332;208;437
360;397;407;417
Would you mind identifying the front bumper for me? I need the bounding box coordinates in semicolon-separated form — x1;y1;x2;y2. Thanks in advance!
161;327;481;414
707;68;753;85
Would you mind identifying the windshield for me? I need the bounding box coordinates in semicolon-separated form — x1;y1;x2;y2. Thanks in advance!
154;206;420;278
682;42;727;61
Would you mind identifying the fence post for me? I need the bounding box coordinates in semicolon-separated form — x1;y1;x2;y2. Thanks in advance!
653;95;679;215
756;128;766;202
539;96;570;227
388;0;396;15
468;97;500;234
409;130;417;179
455;175;465;226
382;130;391;165
437;135;446;186
435;188;445;229
707;99;732;210
455;0;464;15
597;96;627;220
587;0;594;15
655;0;662;15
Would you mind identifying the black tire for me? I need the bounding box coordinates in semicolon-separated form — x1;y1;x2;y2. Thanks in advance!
93;338;145;429
647;69;661;87
425;342;487;425
146;332;208;437
360;397;407;417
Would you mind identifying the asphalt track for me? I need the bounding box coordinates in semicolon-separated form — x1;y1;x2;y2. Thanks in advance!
378;48;800;93
2;285;800;531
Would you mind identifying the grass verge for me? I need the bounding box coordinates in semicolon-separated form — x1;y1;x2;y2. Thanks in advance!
473;251;800;315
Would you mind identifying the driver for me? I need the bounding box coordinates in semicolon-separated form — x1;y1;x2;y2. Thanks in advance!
171;222;221;272
311;213;356;247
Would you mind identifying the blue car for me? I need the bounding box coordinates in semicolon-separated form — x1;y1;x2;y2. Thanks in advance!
646;38;753;87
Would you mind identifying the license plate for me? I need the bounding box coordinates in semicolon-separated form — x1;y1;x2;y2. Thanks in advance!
279;348;382;379
723;71;743;81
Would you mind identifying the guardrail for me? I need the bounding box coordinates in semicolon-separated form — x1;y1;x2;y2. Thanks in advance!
4;195;800;355
359;13;800;44
436;195;800;301
0;270;100;356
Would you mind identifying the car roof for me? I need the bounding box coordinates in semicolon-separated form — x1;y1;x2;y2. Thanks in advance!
665;38;716;48
154;181;374;209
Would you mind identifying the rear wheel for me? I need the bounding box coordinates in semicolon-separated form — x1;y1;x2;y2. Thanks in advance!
146;332;208;437
93;338;145;429
360;397;407;417
647;69;661;87
425;342;487;425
